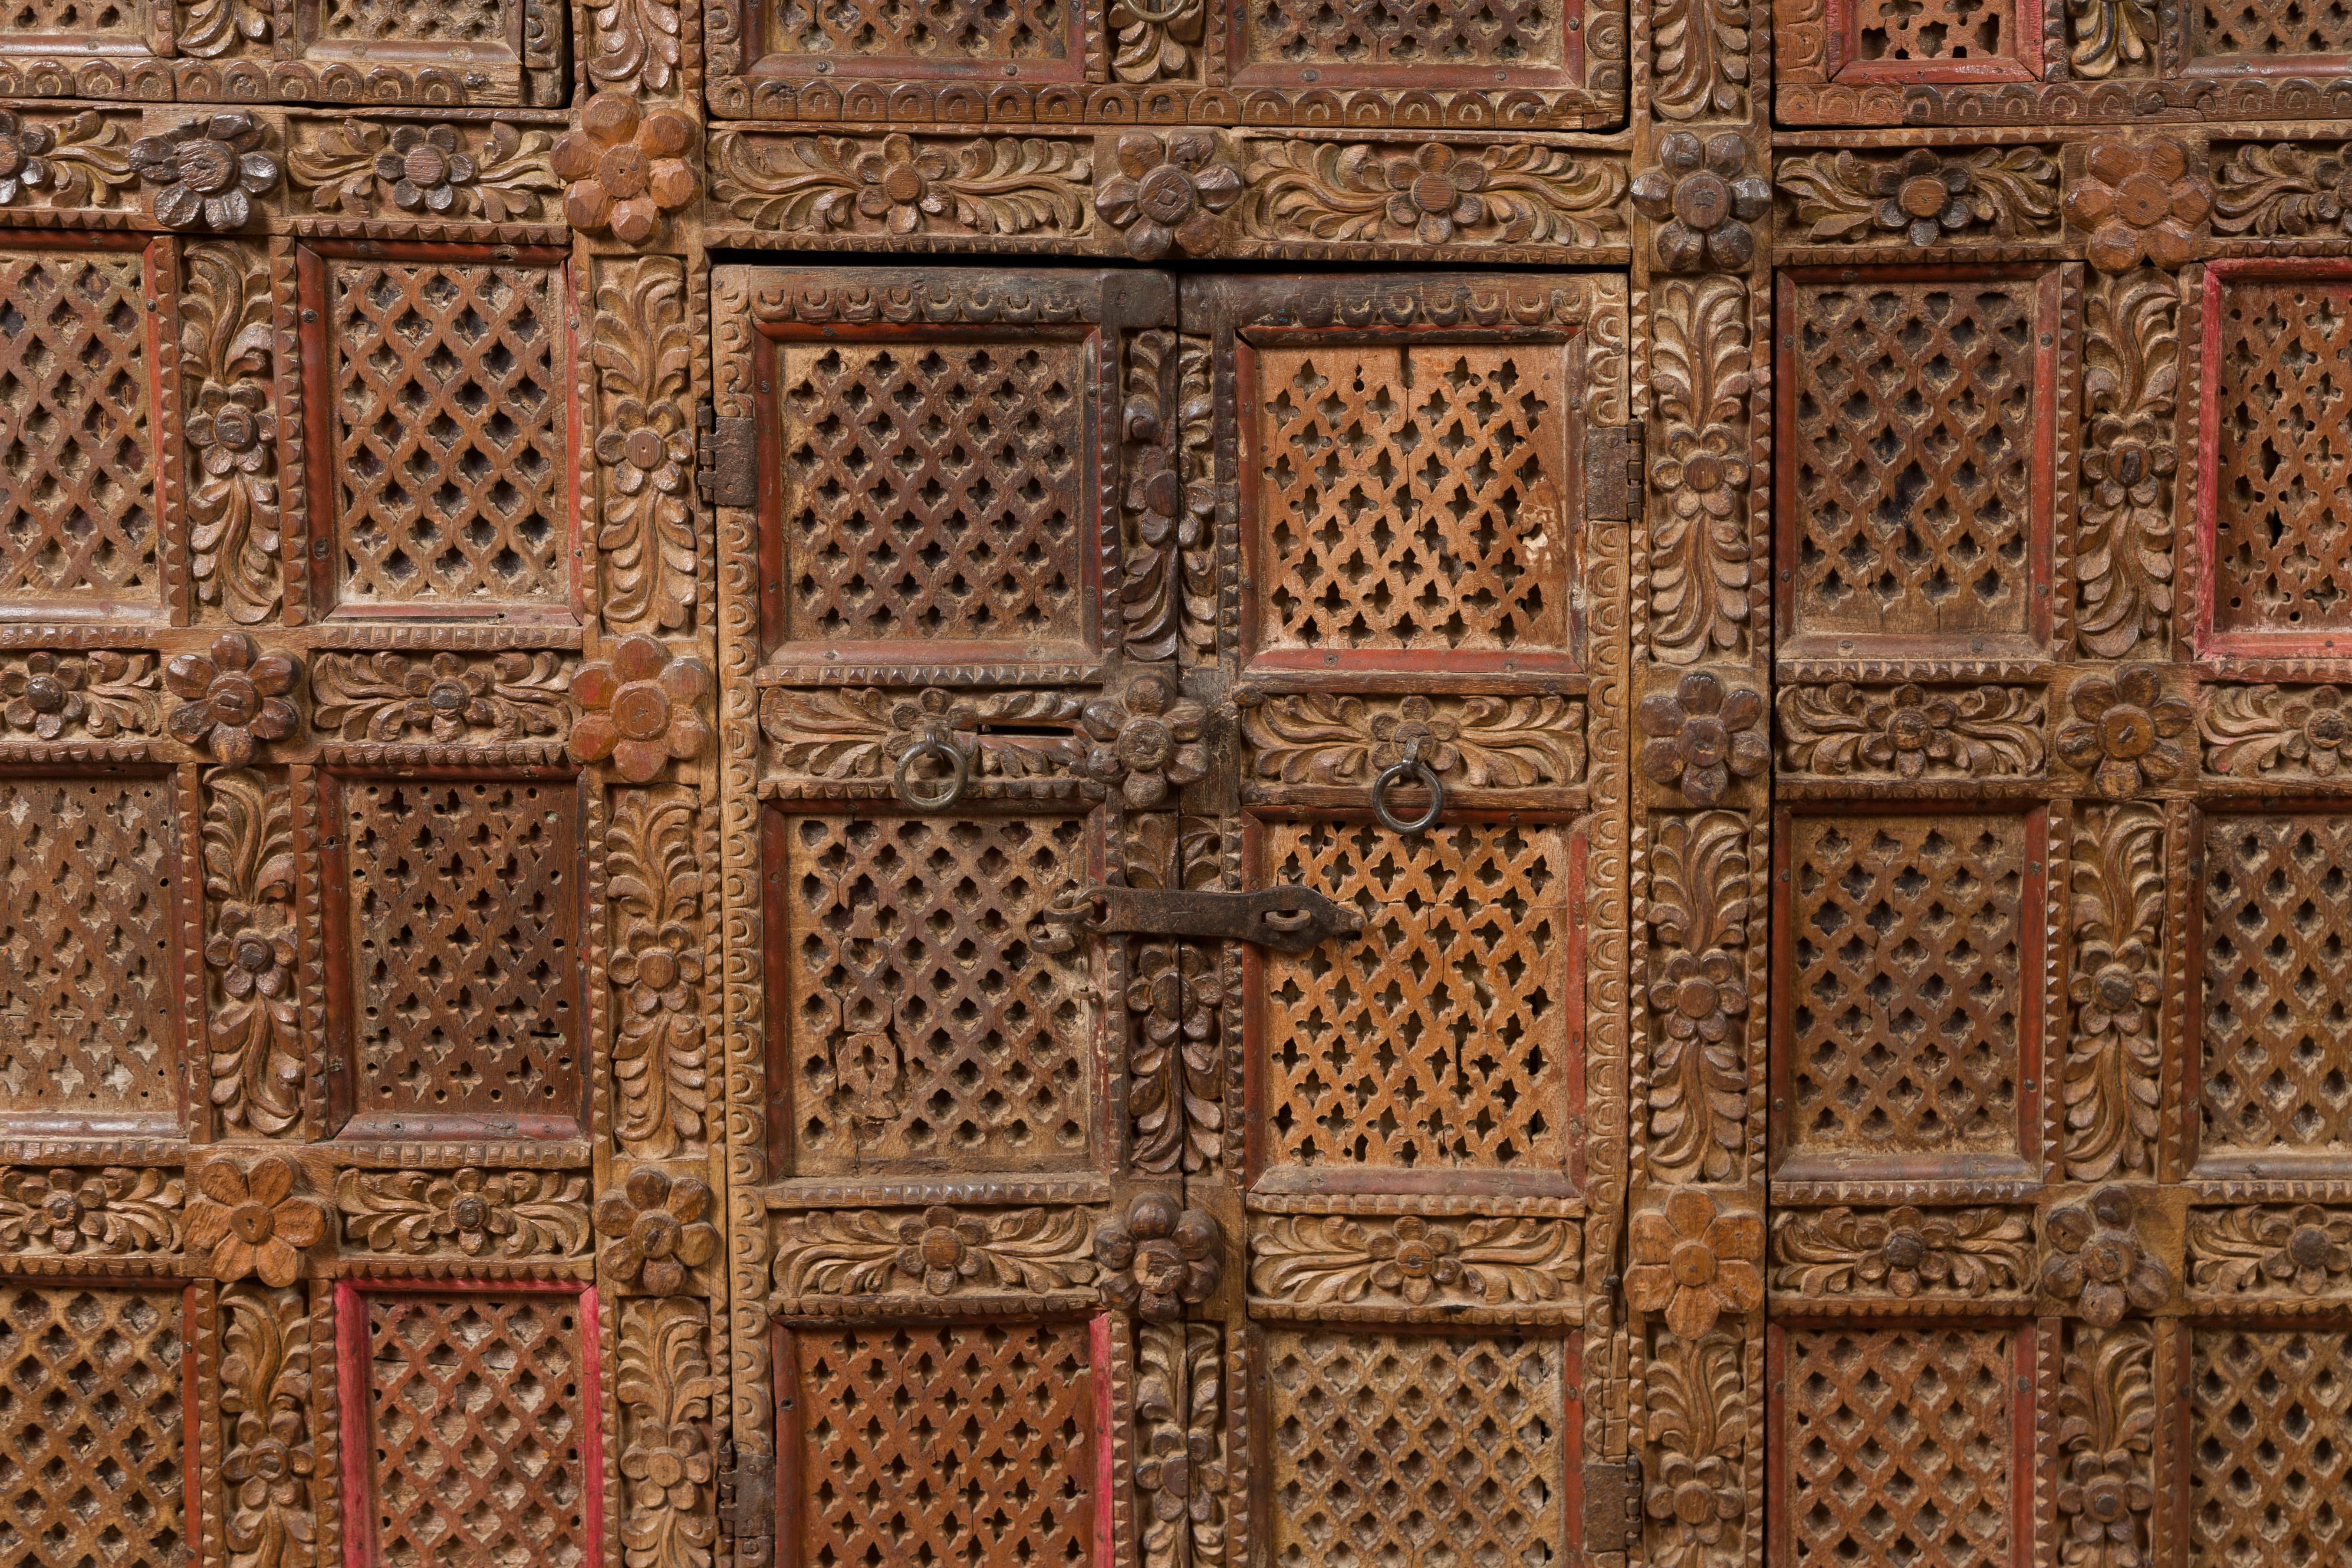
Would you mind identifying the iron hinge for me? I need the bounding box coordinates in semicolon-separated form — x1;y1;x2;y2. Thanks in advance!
1583;1455;1643;1553
716;1440;775;1541
1036;885;1365;955
1584;424;1644;523
697;403;757;509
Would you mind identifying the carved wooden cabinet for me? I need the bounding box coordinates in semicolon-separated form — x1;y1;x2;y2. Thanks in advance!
6;0;2352;1565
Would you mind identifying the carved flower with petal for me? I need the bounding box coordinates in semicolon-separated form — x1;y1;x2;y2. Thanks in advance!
621;1414;712;1512
1865;684;1970;778
553;92;696;244
1651;416;1750;527
2056;1450;2151;1566
1651;947;1748;1054
2042;1187;2169;1327
11;1169;117;1251
206;896;294;1009
2070;922;2159;1069
2067;141;2209;272
189;380;275;481
418;1168;525;1256
1633;131;1768;272
1867;148;1994;247
2056;666;2192;797
1096;1193;1219;1320
896;1205;990;1295
0;111;56;207
2240;1205;2352;1294
373;124;477;213
595;396;695;516
595;1168;720;1295
2;651;89;739
391;651;499;742
131;112;279;232
1136;1419;1224;1529
1638;671;1768;805
1853;1207;1980;1296
1082;671;1210;809
186;1157;322;1287
221;1396;314;1520
2275;687;2352;775
166;632;299;766
570;636;711;782
1646;1452;1743;1547
1095;131;1239;260
1380;143;1491;246
848;132;954;233
1365;694;1461;773
1364;1216;1464;1304
1627;1190;1763;1338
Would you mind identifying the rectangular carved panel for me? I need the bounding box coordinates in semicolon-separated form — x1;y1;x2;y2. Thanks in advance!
767;812;1095;1177
329;775;586;1139
1265;1328;1571;1566
1779;1326;2017;1568
765;0;1073;60
310;250;573;621
0;773;182;1135
2190;1328;2352;1568
786;1320;1097;1567
1256;819;1576;1179
2202;267;2352;652
1779;809;2037;1177
1250;343;1576;664
2199;811;2352;1167
0;1284;185;1568
0;243;162;620
1233;0;1578;84
352;1287;595;1568
1779;270;2053;661
775;341;1089;656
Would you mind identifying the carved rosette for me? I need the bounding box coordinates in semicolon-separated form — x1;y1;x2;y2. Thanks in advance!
773;1206;1097;1299
336;1168;593;1257
0;1166;182;1256
1770;1206;2032;1298
2041;1187;2170;1327
1249;1213;1580;1311
1776;683;2045;778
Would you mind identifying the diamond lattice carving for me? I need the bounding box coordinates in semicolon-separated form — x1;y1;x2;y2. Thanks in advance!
0;0;144;35
2191;1328;2352;1568
770;0;1070;57
1261;820;1571;1172
1852;0;2014;59
777;342;1086;650
791;1322;1094;1568
1787;279;2040;647
1240;0;1564;67
1256;345;1569;657
1784;1328;2014;1568
1266;1329;1567;1568
365;1292;590;1568
776;813;1093;1176
2210;279;2352;639
1786;812;2027;1164
325;258;567;615
2195;0;2352;54
340;778;582;1132
0;776;178;1130
0;249;159;615
2201;812;2352;1160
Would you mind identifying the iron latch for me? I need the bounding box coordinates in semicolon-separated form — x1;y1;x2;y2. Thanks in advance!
716;1440;775;1541
1583;1454;1643;1552
1036;885;1364;954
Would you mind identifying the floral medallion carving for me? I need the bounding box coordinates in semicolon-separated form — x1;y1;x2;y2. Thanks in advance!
1770;1206;2032;1297
773;1206;1096;1297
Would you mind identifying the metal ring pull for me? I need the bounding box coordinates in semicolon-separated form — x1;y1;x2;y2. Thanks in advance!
893;732;970;812
1370;737;1445;835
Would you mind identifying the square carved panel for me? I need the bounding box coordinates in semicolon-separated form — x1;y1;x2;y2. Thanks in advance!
1773;806;2043;1181
340;1284;599;1568
0;237;172;624
763;809;1099;1179
323;771;588;1141
0;771;188;1138
298;244;578;625
1776;268;2060;664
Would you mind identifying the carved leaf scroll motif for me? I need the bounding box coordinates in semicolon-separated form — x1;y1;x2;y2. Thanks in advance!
1646;812;1753;1183
202;769;302;1137
1649;276;1753;664
609;789;710;1160
182;246;281;625
594;258;701;635
2065;808;2163;1182
2078;271;2179;659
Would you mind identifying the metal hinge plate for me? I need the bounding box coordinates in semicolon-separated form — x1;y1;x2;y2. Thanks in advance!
1043;885;1365;954
1583;1455;1643;1552
716;1441;775;1541
1584;424;1644;523
697;404;757;508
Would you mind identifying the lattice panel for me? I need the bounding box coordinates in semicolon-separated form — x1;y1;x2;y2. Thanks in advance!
1260;820;1571;1172
1786;812;2027;1163
1783;1328;2014;1568
1266;1329;1567;1568
792;1322;1095;1568
2210;279;2352;639
2191;1328;2352;1568
1256;345;1570;657
1851;0;2013;58
314;0;512;43
769;0;1070;58
2195;0;2352;54
1788;279;2040;645
2202;813;2352;1159
0;0;144;36
1240;0;1565;67
341;779;582;1130
0;777;179;1129
365;1292;590;1568
0;249;159;614
778;813;1094;1175
777;342;1087;650
0;1285;184;1568
325;258;567;615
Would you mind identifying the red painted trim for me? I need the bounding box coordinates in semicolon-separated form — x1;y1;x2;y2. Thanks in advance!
1090;1314;1115;1568
1565;818;1589;1196
334;1280;375;1568
2009;1321;2037;1568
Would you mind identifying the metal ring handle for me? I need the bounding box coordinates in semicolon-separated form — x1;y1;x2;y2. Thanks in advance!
894;736;970;812
1370;747;1445;835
